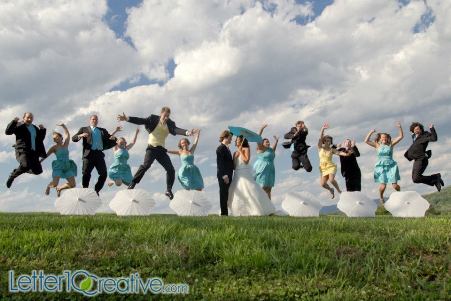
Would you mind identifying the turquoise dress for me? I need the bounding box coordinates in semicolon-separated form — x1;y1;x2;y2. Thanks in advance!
178;154;204;190
52;147;77;179
374;144;400;184
108;148;133;185
253;148;276;187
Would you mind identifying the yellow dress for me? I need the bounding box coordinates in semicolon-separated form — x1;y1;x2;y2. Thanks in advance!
318;148;337;176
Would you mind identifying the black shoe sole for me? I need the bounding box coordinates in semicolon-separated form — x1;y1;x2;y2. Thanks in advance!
165;191;174;200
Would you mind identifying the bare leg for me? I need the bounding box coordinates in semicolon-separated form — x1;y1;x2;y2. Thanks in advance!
56;177;76;197
115;179;123;187
379;184;386;203
328;174;342;194
263;187;271;199
46;177;60;195
320;175;334;198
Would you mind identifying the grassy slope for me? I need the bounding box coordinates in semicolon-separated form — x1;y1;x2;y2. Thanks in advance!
424;186;451;215
0;214;449;300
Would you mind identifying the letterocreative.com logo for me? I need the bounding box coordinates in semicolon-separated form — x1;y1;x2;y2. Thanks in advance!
8;270;189;297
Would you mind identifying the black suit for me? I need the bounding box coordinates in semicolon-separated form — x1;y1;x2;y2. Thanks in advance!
338;146;361;191
216;143;234;216
284;127;312;172
72;126;116;193
404;127;439;186
127;115;188;191
5;120;47;181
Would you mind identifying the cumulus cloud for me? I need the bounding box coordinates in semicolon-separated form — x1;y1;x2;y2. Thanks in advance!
1;0;450;212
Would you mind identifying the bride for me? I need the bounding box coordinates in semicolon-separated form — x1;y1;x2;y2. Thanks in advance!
228;135;276;216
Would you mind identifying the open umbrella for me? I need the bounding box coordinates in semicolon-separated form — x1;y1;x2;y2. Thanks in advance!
337;191;377;217
281;191;322;217
109;189;155;216
228;126;262;143
55;188;101;215
169;190;211;216
384;191;430;217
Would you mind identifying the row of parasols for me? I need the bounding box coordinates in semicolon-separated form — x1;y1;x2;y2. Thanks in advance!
54;188;431;217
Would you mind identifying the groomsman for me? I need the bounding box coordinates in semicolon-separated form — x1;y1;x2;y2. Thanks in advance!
216;130;234;216
283;121;312;172
5;113;47;188
117;107;194;200
404;122;444;191
72;115;117;195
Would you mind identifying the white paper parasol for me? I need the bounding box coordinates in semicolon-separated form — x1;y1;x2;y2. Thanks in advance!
384;191;430;217
55;188;101;215
109;189;155;216
169;190;211;216
281;191;322;217
337;191;377;217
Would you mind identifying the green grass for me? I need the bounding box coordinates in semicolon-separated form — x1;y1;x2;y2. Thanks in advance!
0;214;449;300
425;186;451;215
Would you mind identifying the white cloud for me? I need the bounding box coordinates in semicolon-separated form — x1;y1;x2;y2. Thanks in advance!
1;0;450;212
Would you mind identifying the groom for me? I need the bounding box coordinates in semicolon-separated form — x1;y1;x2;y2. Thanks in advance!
216;130;234;216
117;107;194;200
5;112;47;188
72;115;117;195
404;122;444;191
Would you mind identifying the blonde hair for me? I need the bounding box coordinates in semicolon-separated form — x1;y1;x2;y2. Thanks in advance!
375;133;392;145
161;107;171;114
219;130;232;142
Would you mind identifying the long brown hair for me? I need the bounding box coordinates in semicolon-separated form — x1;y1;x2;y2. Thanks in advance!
375;133;392;145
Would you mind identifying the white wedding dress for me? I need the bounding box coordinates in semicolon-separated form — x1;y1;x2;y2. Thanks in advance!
227;155;276;216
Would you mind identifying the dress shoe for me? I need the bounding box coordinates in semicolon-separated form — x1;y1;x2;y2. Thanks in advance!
165;190;174;200
6;176;14;188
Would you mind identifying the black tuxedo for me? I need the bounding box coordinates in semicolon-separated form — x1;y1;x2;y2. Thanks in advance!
404;127;439;186
216;143;234;215
5;120;47;181
284;127;312;172
128;115;187;136
126;115;188;191
72;126;116;193
337;146;361;191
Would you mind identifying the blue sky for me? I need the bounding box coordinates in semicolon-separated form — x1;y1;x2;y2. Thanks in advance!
0;0;449;213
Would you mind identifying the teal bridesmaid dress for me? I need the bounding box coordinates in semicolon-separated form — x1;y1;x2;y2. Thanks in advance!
52;147;77;179
253;148;276;187
374;144;400;184
108;148;133;185
178;154;204;190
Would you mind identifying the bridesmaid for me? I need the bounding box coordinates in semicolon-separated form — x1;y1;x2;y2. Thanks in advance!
365;122;403;203
108;128;139;187
253;124;279;199
168;129;204;191
40;124;77;196
318;123;352;198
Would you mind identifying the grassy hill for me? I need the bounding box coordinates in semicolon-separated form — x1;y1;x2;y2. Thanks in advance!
0;214;449;300
424;186;451;215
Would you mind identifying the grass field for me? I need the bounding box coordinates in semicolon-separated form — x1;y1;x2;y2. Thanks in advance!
0;212;449;300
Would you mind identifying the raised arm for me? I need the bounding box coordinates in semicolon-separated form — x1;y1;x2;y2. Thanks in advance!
57;124;70;147
272;136;279;152
317;123;328;148
352;141;360;157
126;128;140;150
256;124;268;149
428;124;437;142
72;127;87;142
109;126;122;140
189;129;200;154
391;122;404;146
364;129;377;148
40;145;56;163
5;118;20;135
